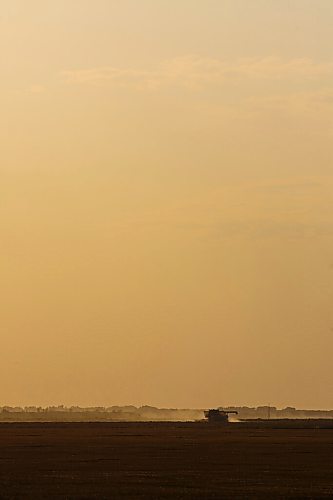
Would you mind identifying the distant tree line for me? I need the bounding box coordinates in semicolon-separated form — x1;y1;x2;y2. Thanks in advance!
0;405;332;422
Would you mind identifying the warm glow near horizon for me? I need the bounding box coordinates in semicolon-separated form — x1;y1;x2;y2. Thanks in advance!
1;0;333;409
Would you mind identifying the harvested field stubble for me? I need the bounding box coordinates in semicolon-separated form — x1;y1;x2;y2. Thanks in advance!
0;422;332;498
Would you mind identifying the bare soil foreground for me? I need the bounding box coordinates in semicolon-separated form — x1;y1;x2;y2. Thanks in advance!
0;422;332;499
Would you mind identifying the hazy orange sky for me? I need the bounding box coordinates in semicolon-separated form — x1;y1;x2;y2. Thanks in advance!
1;1;333;409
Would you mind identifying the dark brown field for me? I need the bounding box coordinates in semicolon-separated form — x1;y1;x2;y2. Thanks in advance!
0;422;332;499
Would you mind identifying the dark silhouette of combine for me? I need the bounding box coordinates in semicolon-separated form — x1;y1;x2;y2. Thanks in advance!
204;409;238;424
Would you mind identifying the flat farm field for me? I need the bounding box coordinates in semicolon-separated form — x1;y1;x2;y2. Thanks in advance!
0;422;332;499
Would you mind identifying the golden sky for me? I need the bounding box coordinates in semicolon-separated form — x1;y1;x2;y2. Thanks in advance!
1;1;333;408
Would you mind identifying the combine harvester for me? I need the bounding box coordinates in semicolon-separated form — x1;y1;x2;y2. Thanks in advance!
203;410;333;429
204;409;238;424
